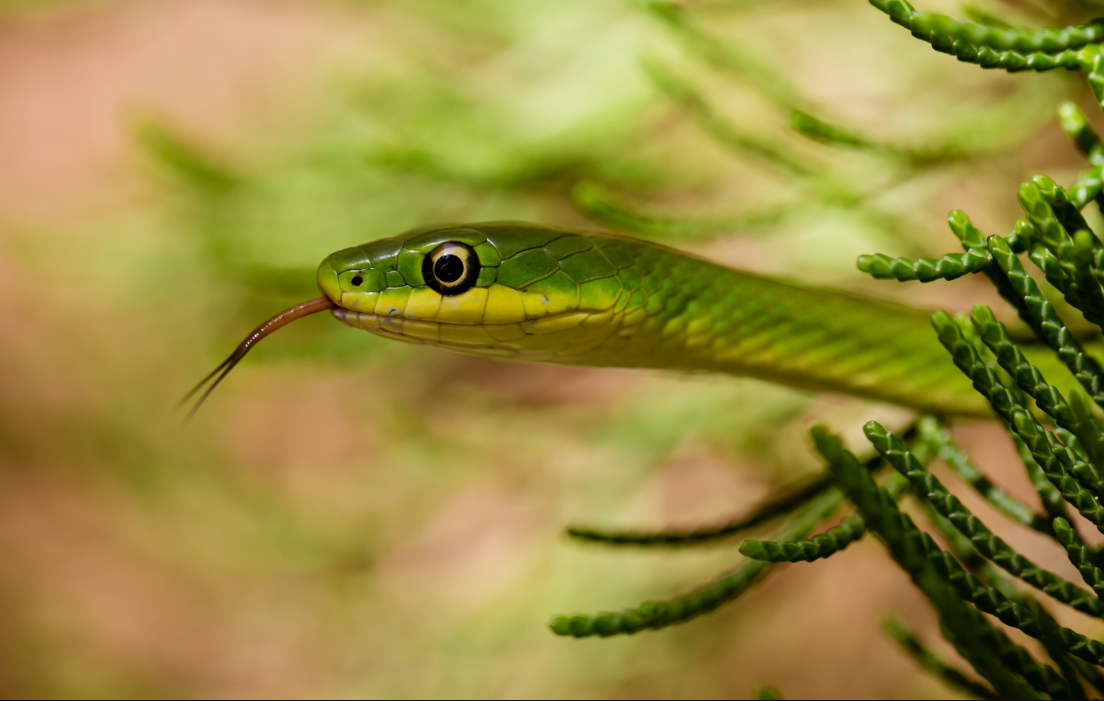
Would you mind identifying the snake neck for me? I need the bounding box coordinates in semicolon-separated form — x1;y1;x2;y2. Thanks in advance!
547;239;989;416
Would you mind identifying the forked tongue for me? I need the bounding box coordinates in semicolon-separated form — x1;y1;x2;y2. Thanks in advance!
181;296;337;421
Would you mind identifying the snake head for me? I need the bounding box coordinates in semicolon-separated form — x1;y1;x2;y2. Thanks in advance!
317;221;637;361
185;221;642;418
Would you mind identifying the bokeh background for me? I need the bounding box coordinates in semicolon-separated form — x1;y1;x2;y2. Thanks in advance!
2;0;1103;697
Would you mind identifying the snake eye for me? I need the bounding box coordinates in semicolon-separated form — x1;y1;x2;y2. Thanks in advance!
423;242;479;296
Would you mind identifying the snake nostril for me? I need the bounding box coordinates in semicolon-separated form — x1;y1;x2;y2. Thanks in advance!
350;275;364;287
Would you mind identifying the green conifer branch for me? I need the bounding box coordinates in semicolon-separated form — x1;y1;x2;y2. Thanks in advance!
928;35;1084;74
1056;427;1092;463
565;473;831;547
1027;598;1089;700
1073;229;1104;322
865;421;1104;617
947;209;988;249
789;78;1056;164
571;182;800;240
979;623;1073;700
920;502;1014;593
1053;517;1104;600
642;60;812;177
1019;183;1082;273
946;316;1059;504
1081;48;1104;117
642;59;925;246
739;474;908;563
868;0;1096;72
1067;163;1104;211
968;305;1104;498
548;490;846;637
737;515;865;563
1011;432;1076;528
969;307;1077;429
987;235;1104;406
931;310;1104;534
1021;179;1104;323
638;0;801;108
1069;388;1104;465
870;0;1104;53
1070;656;1104;699
882;617;998;700
1021;233;1104;343
916;417;1049;533
1028;238;1079;302
567;424;921;549
789;110;944;160
952;214;1044;334
832;430;1090;694
1022;236;1104;346
1032;175;1096;246
855;249;990;282
814;426;1061;697
856;210;1006;284
788;110;881;152
1004;218;1035;253
1059;102;1104;168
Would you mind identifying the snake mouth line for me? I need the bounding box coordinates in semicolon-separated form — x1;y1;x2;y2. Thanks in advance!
331;307;523;345
330;307;611;354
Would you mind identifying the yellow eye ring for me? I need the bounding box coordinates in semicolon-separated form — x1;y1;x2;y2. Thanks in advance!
423;242;479;296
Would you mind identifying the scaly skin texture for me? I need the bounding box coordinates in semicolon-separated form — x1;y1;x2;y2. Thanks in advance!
316;221;991;416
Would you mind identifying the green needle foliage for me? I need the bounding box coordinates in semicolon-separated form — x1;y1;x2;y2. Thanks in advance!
550;0;1104;697
1053;516;1104;598
917;417;1050;533
866;421;1104;617
813;426;1055;699
856;248;991;283
566;473;832;546
642;59;812;178
883;617;998;700
870;0;1090;72
857;209;1028;284
570;181;800;240
789;108;1000;164
550;488;847;637
636;0;801;110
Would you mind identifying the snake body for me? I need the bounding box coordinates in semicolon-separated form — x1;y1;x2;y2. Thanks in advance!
315;221;991;416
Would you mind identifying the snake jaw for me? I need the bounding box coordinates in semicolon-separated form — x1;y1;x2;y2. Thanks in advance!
330;307;624;362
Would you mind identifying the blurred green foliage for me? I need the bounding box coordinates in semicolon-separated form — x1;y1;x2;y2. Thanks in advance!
5;0;1104;697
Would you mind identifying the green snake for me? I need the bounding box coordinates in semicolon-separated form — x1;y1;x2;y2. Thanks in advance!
185;220;1001;418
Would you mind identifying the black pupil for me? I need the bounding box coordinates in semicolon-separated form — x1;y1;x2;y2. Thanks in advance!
350;275;363;287
434;254;465;284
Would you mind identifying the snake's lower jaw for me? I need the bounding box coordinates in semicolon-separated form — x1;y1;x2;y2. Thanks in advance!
331;308;412;341
332;308;518;353
330;307;623;362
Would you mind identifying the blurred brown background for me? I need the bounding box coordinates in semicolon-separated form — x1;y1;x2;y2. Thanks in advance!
1;0;1101;697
